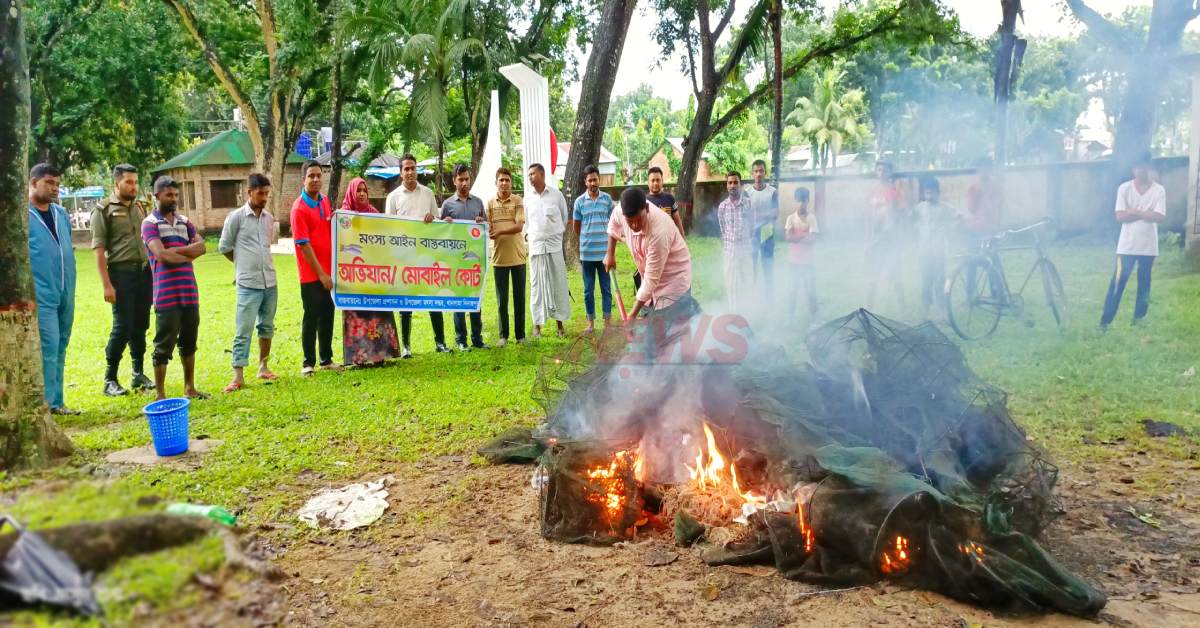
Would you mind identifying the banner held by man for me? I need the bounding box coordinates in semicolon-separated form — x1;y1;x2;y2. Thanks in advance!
332;212;489;312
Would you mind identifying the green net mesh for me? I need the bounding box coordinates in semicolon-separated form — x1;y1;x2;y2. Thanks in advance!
484;308;1105;617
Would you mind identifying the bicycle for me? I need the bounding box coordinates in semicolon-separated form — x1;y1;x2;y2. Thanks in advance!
944;218;1068;340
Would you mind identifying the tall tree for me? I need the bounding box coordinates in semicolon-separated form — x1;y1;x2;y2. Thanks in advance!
0;0;74;468
652;0;941;226
342;0;581;174
27;0;191;173
1065;0;1200;177
162;0;333;216
402;0;487;196
993;0;1025;166
563;0;638;206
459;0;584;173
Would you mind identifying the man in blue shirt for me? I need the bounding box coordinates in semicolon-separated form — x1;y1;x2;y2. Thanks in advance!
27;163;78;414
441;164;488;350
572;165;614;333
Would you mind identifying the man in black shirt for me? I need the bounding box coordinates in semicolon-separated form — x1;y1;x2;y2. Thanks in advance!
633;166;687;291
646;166;684;235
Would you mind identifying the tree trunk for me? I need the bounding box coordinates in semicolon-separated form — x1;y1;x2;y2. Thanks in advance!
435;135;444;199
562;0;638;262
1110;0;1190;180
328;49;345;209
162;0;267;170
0;0;74;469
993;0;1021;168
769;0;784;187
1067;0;1195;225
675;90;717;232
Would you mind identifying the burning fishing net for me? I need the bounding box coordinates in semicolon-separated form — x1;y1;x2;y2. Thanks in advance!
489;309;1105;617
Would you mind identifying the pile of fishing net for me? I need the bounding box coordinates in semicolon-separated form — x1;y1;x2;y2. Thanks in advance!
480;309;1106;617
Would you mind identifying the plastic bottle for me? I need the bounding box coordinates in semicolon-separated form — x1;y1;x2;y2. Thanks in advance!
165;503;237;526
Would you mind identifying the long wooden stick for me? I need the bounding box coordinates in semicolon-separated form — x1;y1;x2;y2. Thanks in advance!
612;271;629;321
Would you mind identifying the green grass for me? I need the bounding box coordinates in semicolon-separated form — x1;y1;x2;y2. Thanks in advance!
6;234;1199;624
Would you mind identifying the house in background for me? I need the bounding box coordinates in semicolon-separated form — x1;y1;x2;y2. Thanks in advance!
316;140;403;210
511;141;620;186
553;143;620;186
644;137;721;183
152;129;306;231
783;146;861;174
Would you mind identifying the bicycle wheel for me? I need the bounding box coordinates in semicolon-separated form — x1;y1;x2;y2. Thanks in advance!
1037;259;1069;330
946;257;1004;340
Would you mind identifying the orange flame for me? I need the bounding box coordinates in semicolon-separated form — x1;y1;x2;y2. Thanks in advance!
958;541;986;566
584;450;634;519
685;424;727;491
683;423;766;507
797;502;815;553
879;534;912;575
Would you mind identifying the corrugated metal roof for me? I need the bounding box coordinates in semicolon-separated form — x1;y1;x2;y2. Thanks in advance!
153;129;306;173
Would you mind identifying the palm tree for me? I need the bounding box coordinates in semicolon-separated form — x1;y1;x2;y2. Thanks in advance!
787;68;870;172
338;0;410;95
338;0;487;194
402;0;488;195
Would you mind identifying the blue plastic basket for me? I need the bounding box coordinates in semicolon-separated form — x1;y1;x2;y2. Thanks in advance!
143;398;191;456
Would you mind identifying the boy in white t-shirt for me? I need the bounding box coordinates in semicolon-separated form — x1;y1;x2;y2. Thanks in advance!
1100;154;1166;329
784;187;818;317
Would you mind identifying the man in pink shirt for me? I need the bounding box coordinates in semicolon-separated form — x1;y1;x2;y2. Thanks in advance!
604;187;694;319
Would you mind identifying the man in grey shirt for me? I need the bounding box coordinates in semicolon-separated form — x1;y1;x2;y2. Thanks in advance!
217;173;279;392
441;164;487;350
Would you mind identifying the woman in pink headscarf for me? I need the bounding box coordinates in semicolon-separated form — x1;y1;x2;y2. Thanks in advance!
341;178;401;366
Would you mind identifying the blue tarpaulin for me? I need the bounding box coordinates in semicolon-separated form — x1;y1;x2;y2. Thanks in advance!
61;186;105;199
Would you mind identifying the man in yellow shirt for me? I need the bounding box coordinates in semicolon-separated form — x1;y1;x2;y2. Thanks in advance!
486;167;527;345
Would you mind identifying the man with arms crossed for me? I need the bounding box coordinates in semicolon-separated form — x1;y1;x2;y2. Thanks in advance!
1100;153;1166;329
141;176;207;401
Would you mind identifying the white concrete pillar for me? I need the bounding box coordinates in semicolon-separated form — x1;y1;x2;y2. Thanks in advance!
499;63;556;188
470;90;502;202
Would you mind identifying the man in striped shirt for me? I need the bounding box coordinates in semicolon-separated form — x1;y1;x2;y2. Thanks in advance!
717;171;753;311
572;165;613;333
142;176;208;401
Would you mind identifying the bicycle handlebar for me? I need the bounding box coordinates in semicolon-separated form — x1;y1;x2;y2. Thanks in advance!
984;218;1055;242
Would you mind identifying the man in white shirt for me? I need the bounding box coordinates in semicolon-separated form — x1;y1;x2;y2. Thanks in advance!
385;154;449;355
1100;153;1166;329
744;159;778;296
523;163;571;338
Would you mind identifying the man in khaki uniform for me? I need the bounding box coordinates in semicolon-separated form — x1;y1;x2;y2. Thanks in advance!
90;164;154;396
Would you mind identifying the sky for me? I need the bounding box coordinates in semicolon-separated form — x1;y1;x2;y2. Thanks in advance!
568;0;1154;110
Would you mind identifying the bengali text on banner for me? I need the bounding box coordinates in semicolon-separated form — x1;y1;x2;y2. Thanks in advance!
331;211;489;312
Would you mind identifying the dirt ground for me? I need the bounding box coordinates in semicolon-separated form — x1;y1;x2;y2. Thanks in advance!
149;437;1200;628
